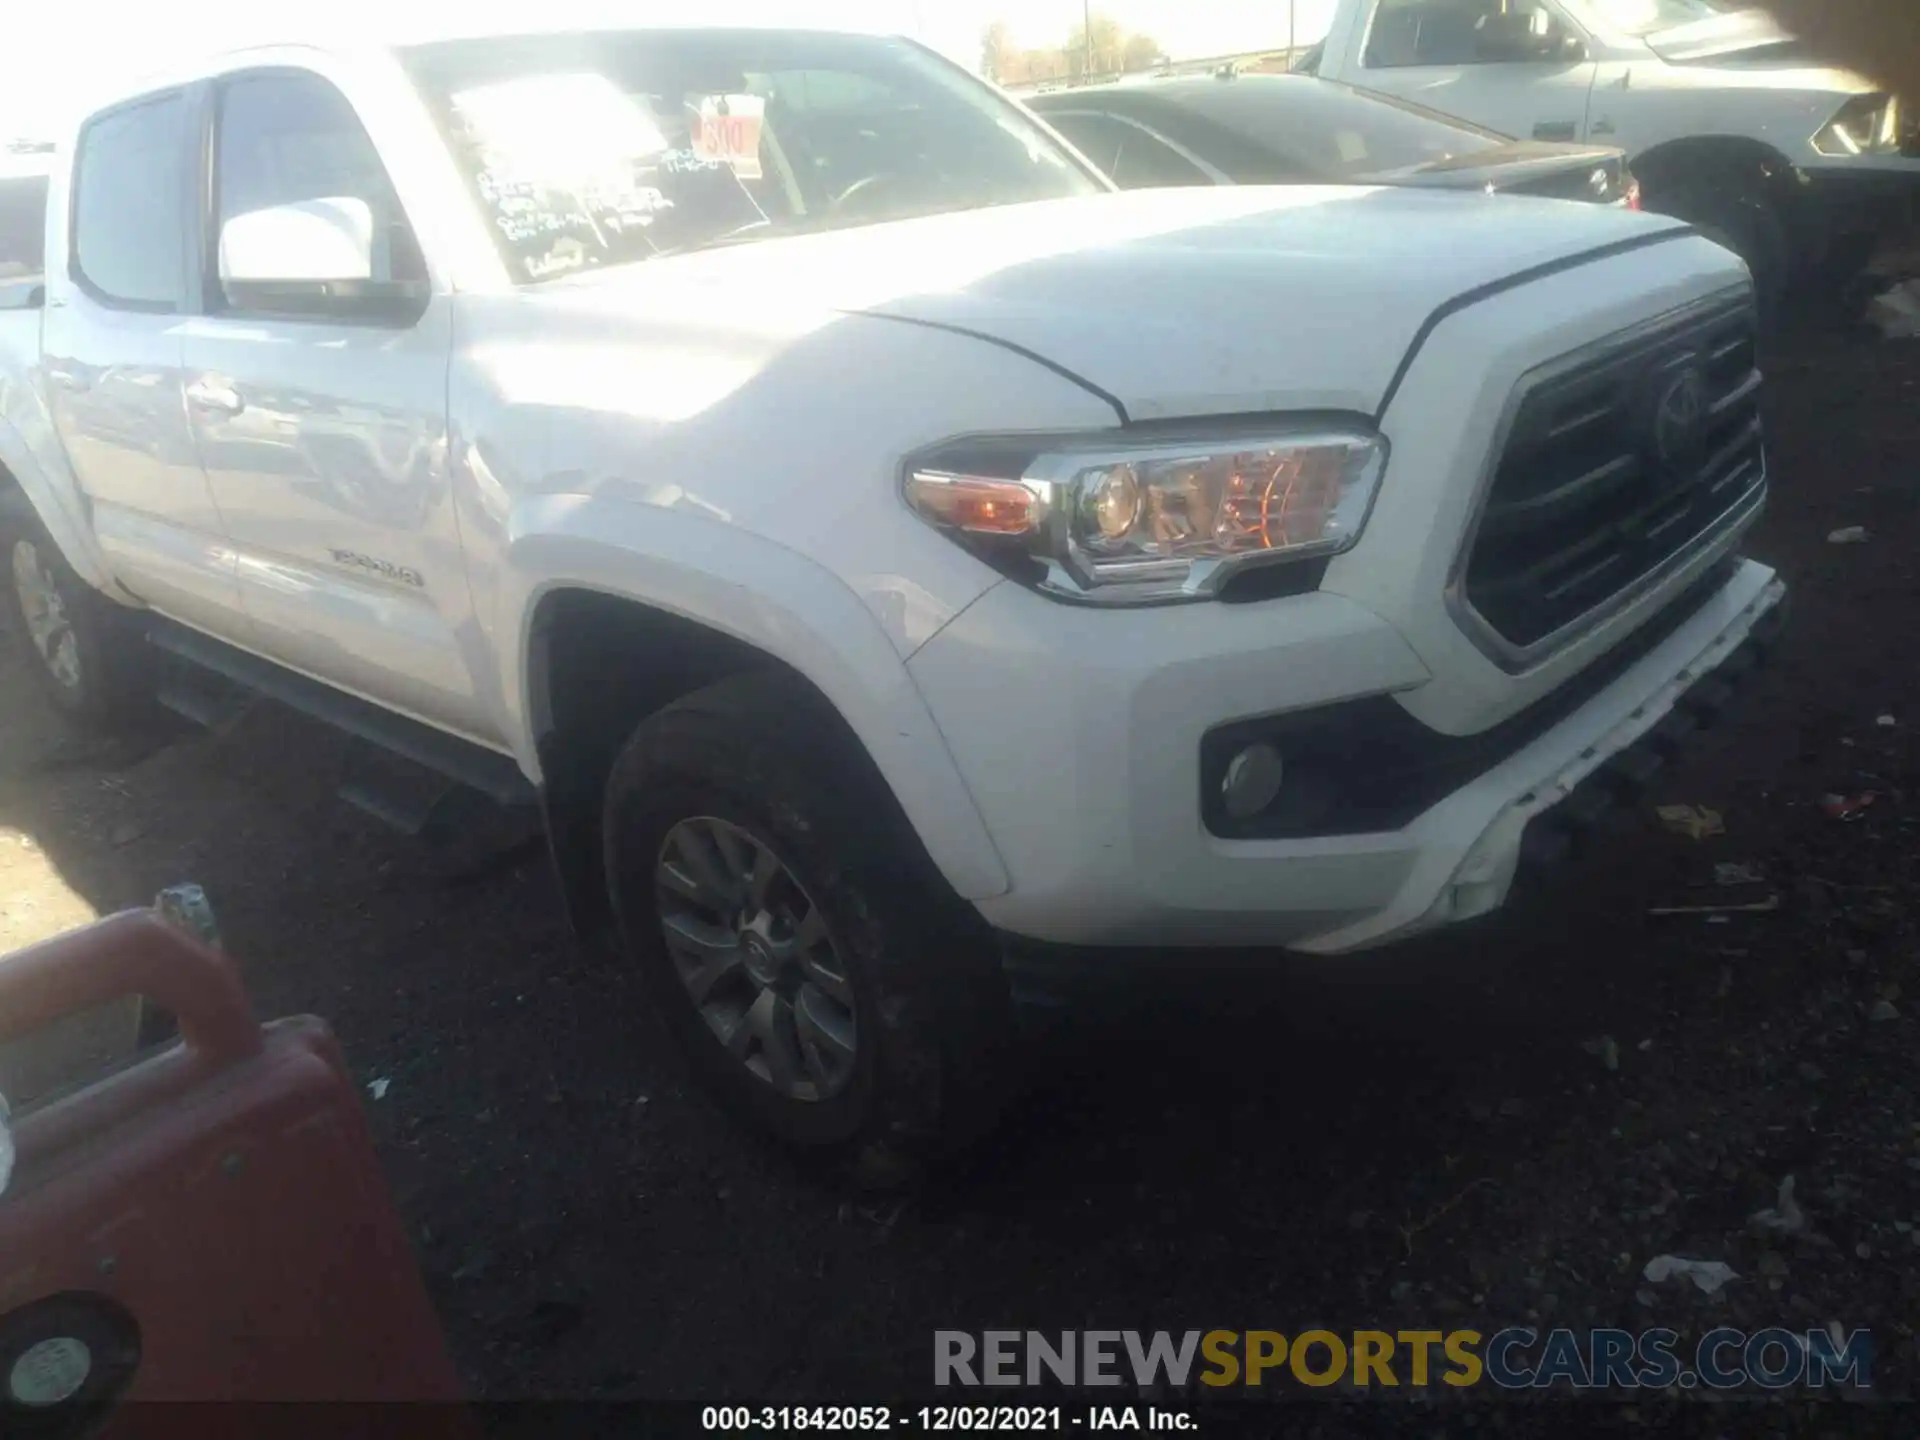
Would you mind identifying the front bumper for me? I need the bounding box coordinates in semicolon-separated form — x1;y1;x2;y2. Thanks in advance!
908;557;1784;954
1302;563;1784;953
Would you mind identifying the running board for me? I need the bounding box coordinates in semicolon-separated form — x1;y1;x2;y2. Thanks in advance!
155;667;251;731
336;737;499;841
146;622;537;815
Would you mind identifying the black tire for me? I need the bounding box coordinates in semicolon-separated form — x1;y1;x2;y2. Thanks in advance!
1654;186;1789;321
0;490;152;725
602;669;1014;1184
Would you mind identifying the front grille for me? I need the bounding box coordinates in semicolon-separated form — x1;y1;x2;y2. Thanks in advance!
1456;296;1764;665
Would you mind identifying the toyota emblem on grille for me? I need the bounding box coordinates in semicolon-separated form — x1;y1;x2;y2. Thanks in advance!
1653;364;1708;472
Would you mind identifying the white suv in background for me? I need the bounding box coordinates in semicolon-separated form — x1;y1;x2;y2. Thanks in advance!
1307;0;1920;304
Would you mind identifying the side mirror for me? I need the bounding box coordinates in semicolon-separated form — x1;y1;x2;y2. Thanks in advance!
217;197;427;323
219;197;375;285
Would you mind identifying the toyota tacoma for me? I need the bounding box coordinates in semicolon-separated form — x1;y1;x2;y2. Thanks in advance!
0;22;1784;1169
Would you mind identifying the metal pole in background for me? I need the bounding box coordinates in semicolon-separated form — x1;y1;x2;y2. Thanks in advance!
1085;0;1095;78
1289;0;1298;65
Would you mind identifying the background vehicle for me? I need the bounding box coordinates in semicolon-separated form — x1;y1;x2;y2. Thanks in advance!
1030;71;1639;207
0;153;48;282
1305;0;1920;303
0;24;1782;1172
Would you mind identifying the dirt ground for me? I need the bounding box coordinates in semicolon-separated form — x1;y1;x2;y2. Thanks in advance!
4;301;1920;1417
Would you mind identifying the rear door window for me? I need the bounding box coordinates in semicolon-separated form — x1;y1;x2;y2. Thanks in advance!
1367;0;1499;67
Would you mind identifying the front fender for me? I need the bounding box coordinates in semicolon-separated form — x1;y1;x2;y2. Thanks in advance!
0;411;112;592
496;492;1012;902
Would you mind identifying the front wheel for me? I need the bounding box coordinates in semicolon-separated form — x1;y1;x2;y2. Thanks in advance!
0;493;150;725
601;670;1014;1182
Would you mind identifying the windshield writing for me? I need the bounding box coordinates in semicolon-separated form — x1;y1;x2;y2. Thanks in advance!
402;30;1100;284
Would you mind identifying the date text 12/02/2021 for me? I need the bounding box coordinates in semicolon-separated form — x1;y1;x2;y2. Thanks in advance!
702;1408;1193;1432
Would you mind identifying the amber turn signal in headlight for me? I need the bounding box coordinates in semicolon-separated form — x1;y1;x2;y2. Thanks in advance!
902;473;1041;536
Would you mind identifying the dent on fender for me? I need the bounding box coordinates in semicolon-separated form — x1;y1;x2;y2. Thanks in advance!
446;295;1044;664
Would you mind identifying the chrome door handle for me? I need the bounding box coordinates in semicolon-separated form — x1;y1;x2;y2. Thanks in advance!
186;380;244;416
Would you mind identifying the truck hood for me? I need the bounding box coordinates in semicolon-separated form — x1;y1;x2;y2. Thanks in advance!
1642;8;1811;66
561;188;1688;421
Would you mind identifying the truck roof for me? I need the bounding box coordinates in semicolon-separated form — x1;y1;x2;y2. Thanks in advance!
379;12;903;46
78;15;913;119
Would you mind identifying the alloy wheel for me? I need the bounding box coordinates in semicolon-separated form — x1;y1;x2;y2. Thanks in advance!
654;816;859;1101
10;539;81;691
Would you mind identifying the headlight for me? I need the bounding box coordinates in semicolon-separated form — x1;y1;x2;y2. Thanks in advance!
1813;93;1902;156
904;429;1387;604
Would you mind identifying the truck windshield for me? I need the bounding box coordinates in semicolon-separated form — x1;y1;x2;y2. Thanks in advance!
1564;1;1732;36
399;29;1103;285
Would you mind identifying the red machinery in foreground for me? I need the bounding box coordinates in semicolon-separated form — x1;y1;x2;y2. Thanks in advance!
0;896;469;1434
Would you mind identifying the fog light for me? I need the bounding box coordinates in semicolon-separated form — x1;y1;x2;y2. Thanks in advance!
1221;743;1285;819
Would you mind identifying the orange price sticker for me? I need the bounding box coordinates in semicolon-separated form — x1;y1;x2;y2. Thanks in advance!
691;95;765;180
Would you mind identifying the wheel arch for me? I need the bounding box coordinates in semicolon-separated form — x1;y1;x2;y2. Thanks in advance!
507;523;1012;944
1629;135;1801;305
0;414;113;591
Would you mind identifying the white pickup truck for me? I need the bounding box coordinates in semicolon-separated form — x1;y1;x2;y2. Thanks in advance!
1306;0;1920;304
0;22;1784;1168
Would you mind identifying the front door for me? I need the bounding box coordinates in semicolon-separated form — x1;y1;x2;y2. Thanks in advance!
41;87;242;638
1349;0;1599;144
180;66;495;745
